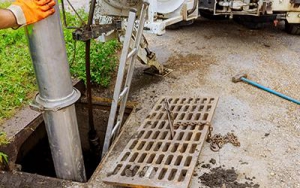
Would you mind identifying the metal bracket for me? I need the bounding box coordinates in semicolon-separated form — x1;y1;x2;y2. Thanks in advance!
30;88;81;112
72;21;122;41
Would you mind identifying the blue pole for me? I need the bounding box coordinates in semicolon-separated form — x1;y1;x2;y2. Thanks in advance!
241;77;300;105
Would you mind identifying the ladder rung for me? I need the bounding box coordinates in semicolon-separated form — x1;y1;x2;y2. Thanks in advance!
118;87;129;101
111;120;121;136
127;48;138;60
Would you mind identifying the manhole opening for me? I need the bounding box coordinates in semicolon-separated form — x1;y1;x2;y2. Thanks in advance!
13;101;132;182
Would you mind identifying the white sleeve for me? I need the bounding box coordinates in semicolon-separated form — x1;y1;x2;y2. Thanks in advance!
7;5;26;26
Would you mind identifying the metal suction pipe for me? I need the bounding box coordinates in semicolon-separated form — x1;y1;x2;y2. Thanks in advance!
25;1;86;182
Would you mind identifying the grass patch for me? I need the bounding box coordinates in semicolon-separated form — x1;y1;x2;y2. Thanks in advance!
0;5;119;123
0;2;35;122
0;132;9;168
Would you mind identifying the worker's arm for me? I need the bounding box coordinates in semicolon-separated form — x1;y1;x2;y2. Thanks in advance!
0;0;56;30
0;9;18;29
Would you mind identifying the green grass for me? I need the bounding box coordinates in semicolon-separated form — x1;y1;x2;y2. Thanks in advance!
0;2;35;122
0;5;119;123
0;132;9;145
0;132;9;166
0;152;8;164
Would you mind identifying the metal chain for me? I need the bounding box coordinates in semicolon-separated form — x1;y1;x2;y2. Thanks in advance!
208;132;240;152
174;121;213;143
173;121;210;129
172;119;240;152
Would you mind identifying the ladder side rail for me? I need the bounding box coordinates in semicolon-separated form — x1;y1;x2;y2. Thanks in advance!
115;3;149;136
102;10;137;157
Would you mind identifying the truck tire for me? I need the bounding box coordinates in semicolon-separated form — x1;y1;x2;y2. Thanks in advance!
166;20;195;30
233;15;276;29
285;21;300;35
199;10;227;20
236;21;265;29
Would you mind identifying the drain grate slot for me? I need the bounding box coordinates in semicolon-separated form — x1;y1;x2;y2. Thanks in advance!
103;96;218;188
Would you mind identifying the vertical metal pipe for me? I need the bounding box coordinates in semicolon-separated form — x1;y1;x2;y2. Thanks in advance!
25;1;86;182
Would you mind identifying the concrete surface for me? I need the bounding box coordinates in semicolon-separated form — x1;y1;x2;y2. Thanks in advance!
85;19;300;188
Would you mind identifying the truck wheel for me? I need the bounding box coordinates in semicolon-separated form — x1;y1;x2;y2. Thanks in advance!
166;20;195;30
236;21;265;29
199;10;227;20
233;15;276;29
285;21;300;35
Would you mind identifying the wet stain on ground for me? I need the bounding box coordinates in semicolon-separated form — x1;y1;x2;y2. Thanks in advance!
167;54;216;74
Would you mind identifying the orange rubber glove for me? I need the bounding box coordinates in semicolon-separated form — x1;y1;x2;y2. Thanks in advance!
7;0;56;26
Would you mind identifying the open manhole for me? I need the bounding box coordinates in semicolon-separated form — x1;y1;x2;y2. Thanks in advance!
0;95;134;186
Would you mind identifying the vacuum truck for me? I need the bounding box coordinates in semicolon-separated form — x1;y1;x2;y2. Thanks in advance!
94;0;300;35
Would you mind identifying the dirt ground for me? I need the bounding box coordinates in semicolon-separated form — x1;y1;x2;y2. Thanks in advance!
81;18;300;188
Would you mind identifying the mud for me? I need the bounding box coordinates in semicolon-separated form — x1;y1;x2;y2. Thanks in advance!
165;54;217;85
209;158;216;165
199;167;260;188
201;164;211;169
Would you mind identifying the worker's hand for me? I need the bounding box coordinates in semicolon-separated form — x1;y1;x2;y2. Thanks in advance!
7;0;56;26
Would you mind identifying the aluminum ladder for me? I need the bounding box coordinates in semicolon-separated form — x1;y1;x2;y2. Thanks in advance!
102;3;149;156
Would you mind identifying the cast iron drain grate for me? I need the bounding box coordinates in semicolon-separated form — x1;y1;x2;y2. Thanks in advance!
103;96;218;188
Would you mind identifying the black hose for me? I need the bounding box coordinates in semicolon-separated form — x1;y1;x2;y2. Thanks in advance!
85;0;101;159
87;0;97;27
